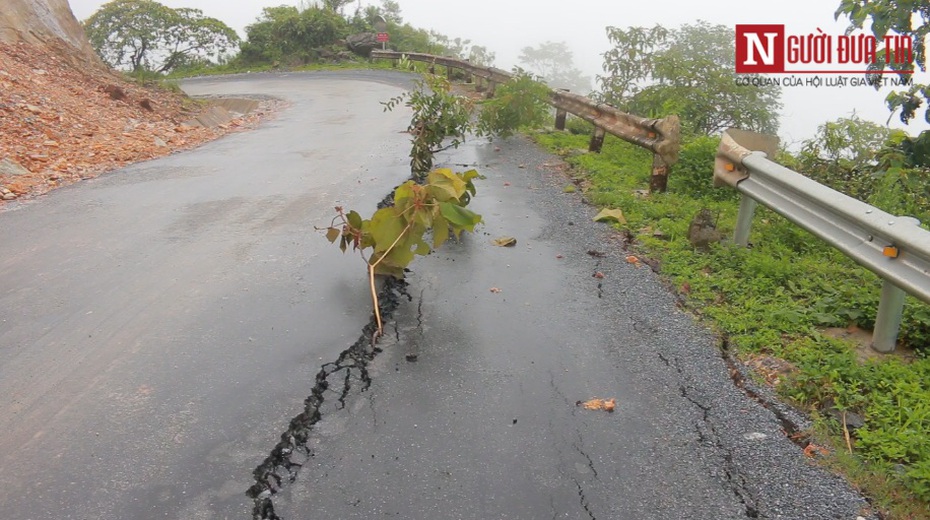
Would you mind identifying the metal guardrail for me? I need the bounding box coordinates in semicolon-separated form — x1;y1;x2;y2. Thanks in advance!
715;129;930;352
371;50;680;191
371;51;925;353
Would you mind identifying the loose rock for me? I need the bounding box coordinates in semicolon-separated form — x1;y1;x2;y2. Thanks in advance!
0;158;31;176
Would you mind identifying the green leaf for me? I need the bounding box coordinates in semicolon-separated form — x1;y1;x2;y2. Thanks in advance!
347;210;363;230
413;205;433;228
368;207;407;253
414;239;431;256
379;241;415;270
393;181;418;207
428;168;467;201
432;215;450;249
325;227;341;243
439;202;482;235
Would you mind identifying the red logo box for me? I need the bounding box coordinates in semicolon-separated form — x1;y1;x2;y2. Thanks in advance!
736;25;785;73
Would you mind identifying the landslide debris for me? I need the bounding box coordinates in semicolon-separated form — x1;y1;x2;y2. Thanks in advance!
0;41;270;203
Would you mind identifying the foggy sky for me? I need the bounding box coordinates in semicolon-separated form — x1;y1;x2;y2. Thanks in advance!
66;0;930;146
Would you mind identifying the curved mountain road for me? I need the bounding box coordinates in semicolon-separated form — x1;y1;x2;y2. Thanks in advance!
0;71;871;520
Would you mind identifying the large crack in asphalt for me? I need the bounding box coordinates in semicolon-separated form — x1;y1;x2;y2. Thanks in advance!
247;275;408;520
659;352;761;519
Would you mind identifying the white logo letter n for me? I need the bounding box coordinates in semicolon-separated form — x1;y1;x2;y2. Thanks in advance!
743;32;777;65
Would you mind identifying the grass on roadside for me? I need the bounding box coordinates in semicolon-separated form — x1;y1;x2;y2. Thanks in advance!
532;127;930;519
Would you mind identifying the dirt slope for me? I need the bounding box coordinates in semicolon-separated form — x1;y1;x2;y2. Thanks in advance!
0;42;269;204
0;0;100;63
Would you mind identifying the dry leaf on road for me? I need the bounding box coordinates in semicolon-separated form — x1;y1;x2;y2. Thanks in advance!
577;398;616;412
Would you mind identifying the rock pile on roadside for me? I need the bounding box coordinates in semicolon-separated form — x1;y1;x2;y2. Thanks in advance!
0;41;272;203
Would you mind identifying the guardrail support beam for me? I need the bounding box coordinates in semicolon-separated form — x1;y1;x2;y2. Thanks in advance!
872;281;907;353
734;195;757;247
589;127;606;153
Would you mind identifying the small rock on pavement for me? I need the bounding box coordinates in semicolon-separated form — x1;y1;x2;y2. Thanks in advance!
0;157;31;176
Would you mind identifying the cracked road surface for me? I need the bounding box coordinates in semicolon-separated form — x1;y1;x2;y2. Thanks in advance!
0;71;416;519
261;138;873;520
0;71;871;519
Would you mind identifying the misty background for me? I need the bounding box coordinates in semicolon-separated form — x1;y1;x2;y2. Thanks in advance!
68;0;930;147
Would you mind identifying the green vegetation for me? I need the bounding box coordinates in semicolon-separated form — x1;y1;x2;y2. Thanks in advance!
383;72;550;177
518;41;591;94
237;5;348;66
532;127;930;517
84;0;493;78
598;21;781;135
835;0;929;124
325;70;549;335
322;168;481;336
84;0;239;75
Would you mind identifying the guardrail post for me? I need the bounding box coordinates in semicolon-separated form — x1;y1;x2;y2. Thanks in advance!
650;153;669;193
872;280;907;353
555;109;567;130
733;195;757;247
554;89;568;130
589;127;606;153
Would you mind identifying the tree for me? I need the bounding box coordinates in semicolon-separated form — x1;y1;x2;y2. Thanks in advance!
238;5;348;65
518;41;591;94
84;0;238;74
379;0;403;24
321;0;353;13
597;25;668;110
797;115;893;199
468;45;495;67
835;0;930;124
599;22;781;135
428;32;471;58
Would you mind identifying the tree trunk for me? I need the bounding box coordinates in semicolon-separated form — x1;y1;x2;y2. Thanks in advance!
0;0;104;69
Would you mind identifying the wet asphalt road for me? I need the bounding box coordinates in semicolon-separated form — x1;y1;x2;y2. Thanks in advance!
0;70;417;519
0;71;872;519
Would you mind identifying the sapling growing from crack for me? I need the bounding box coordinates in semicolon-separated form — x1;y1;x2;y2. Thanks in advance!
320;69;549;339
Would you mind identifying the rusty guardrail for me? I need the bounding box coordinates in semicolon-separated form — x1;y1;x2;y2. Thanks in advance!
371;50;680;192
715;128;930;353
